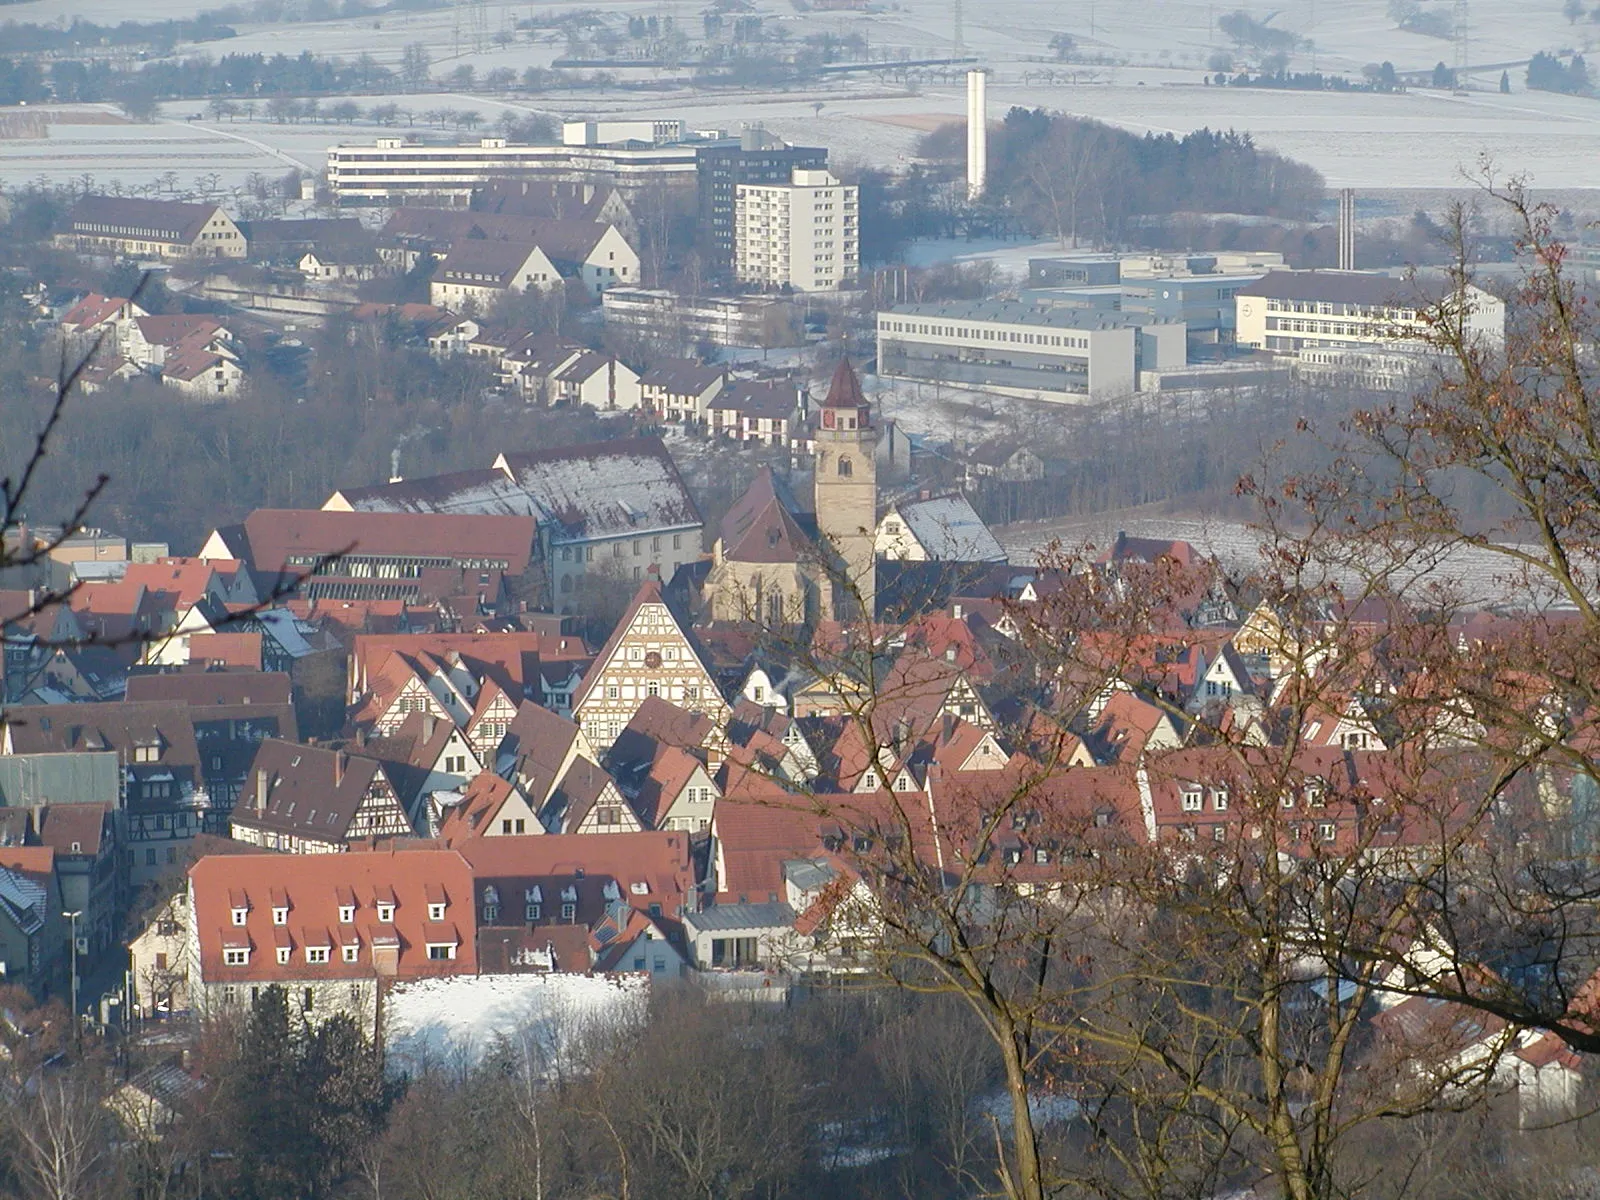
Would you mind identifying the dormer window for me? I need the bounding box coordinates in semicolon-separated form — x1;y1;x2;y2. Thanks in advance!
428;902;446;921
231;907;248;926
223;947;250;966
1211;789;1229;812
342;945;359;963
276;947;290;965
272;907;288;926
1181;788;1202;812
376;903;395;923
339;905;355;924
306;947;329;964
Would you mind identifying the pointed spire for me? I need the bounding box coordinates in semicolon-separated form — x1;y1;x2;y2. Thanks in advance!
822;357;866;410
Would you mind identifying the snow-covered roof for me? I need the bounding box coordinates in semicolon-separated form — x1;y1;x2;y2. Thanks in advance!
894;495;1007;563
253;608;315;658
0;866;47;935
496;436;702;543
331;438;702;545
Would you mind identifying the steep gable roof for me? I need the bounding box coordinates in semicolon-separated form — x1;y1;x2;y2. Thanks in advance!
572;582;716;712
233;739;399;844
718;468;813;565
822;356;866;409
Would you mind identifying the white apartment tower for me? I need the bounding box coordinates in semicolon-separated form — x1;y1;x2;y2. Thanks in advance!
733;168;859;292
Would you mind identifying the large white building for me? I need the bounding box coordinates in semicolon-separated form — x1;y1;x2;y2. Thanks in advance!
1234;270;1506;356
877;301;1187;402
733;168;858;293
326;136;700;206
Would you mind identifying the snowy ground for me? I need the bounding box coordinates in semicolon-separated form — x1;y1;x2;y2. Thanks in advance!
384;972;647;1071
6;0;1600;193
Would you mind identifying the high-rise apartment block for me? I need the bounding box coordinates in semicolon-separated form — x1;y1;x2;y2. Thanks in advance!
733;169;858;293
697;131;827;273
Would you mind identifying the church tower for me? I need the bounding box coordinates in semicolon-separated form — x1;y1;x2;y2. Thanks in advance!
813;357;877;622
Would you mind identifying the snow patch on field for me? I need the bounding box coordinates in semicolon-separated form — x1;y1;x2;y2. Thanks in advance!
384;972;648;1070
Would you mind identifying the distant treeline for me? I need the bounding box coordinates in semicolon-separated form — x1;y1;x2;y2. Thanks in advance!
967;109;1325;247
1;50;398;107
0;15;238;55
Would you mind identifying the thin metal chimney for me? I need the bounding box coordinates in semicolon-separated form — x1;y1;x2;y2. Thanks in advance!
966;68;988;201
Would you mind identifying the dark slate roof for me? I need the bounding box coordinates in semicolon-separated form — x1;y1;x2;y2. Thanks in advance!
64;196;221;244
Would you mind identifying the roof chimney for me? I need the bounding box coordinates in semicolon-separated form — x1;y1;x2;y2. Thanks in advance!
334;751;346;787
255;768;269;811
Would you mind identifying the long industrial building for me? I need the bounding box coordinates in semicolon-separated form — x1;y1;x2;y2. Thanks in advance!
876;301;1186;401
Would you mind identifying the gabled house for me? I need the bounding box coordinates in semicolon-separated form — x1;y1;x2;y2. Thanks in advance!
541;757;639;835
435;770;543;841
55;196;247;260
230;740;417;853
640;359;725;423
549;350;643;411
428;238;561;309
494;702;595;817
572;580;728;753
875;494;1007;564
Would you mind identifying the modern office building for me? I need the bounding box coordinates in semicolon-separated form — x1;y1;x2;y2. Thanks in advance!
877;301;1186;401
733;168;858;292
325;136;701;206
696;130;828;273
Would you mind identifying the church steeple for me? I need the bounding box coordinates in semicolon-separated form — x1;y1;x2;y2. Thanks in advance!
813;357;877;622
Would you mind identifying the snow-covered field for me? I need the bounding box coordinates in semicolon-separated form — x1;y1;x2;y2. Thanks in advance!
5;0;1600;192
384;972;647;1071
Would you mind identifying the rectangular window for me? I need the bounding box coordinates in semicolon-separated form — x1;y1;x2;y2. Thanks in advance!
526;903;542;921
428;944;455;960
306;947;329;964
342;945;359;963
223;948;249;966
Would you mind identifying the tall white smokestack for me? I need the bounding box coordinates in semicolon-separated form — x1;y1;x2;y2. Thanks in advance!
966;68;988;201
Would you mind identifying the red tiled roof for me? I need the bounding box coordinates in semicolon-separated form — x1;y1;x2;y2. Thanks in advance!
190;847;478;982
238;509;537;576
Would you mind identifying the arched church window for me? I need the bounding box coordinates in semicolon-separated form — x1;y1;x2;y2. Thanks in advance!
838;457;853;477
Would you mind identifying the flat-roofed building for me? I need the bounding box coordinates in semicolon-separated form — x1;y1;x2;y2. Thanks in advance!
877;300;1186;401
734;168;858;293
326;136;700;207
1234;269;1505;356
